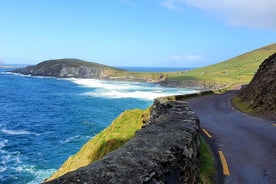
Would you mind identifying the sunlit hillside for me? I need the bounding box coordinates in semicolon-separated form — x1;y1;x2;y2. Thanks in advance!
166;43;276;85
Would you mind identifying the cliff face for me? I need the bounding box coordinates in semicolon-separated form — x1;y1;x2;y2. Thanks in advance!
238;53;276;117
45;98;200;184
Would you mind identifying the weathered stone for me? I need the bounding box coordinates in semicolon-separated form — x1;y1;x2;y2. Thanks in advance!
45;99;200;184
239;53;276;118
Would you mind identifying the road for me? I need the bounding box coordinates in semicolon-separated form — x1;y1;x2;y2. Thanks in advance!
186;90;276;184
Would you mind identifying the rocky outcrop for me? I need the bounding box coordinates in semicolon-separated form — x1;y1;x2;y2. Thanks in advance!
238;53;276;117
45;98;200;184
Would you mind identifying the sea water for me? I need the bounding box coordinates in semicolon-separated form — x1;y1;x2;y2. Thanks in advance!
0;67;198;184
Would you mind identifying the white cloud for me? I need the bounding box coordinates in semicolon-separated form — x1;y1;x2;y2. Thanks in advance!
161;0;276;30
185;54;202;61
169;54;202;62
160;0;186;10
169;54;185;61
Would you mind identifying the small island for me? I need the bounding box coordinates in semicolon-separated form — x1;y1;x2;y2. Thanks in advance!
12;58;167;83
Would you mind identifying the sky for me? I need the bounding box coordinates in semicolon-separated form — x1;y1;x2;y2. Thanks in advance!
0;0;275;67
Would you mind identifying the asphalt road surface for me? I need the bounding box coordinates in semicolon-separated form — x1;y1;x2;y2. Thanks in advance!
186;90;276;184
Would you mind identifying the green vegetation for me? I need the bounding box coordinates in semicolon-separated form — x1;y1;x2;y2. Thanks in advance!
166;43;276;86
231;96;256;114
200;137;215;184
47;108;150;181
46;44;276;182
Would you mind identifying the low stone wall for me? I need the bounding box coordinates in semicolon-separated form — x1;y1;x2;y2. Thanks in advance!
45;98;201;184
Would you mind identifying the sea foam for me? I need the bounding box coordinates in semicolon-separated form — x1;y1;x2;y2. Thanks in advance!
1;128;39;136
70;78;198;100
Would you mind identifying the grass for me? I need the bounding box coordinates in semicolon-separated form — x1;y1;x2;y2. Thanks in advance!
231;96;256;114
47;108;150;181
166;43;276;86
199;137;216;184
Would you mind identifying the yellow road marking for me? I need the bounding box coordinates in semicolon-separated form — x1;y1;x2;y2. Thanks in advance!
202;128;212;138
273;124;276;127
218;150;230;176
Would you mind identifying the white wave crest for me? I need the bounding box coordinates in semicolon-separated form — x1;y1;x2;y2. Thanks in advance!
69;78;199;100
11;164;56;184
1;128;39;136
83;90;174;100
70;78;144;90
0;165;7;173
0;139;8;148
60;135;80;144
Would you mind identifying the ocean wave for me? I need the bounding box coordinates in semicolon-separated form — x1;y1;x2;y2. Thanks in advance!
1;128;40;136
0;139;8;148
2;71;32;77
83;90;173;100
0;165;7;173
70;78;145;90
60;135;92;144
11;164;56;184
70;78;199;100
0;148;54;183
60;135;80;144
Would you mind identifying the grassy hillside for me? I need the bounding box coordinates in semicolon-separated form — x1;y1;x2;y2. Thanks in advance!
47;108;150;181
166;43;276;86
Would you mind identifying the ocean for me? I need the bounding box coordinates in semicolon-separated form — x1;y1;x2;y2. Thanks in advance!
0;67;198;184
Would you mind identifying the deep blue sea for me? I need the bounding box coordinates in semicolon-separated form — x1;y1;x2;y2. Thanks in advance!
0;67;198;184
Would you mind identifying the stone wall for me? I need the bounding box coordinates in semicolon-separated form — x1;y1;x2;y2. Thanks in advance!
45;98;201;184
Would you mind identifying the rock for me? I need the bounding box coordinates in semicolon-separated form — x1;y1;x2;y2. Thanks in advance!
238;53;276;118
45;99;200;184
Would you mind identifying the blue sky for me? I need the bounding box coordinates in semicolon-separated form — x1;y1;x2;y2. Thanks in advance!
0;0;275;67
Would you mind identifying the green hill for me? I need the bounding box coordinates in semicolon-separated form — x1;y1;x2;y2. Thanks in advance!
165;43;276;87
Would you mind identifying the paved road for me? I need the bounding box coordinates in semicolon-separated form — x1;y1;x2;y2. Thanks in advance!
186;90;276;184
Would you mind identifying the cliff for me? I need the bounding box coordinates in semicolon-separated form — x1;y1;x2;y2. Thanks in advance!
45;98;200;184
238;53;276;119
